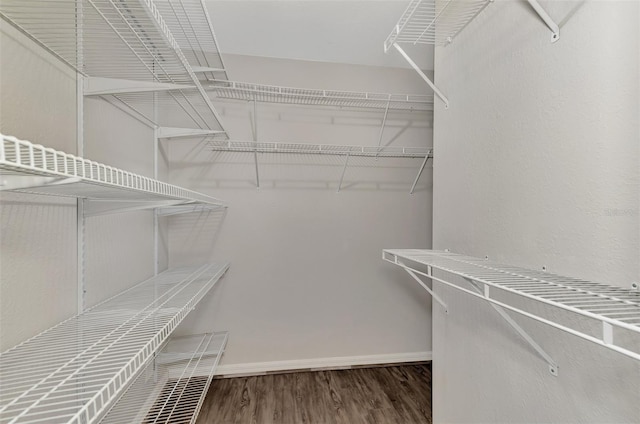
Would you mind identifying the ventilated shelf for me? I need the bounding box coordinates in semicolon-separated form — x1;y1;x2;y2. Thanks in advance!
0;0;226;134
99;332;227;424
153;0;228;82
209;140;431;158
384;0;491;50
0;134;226;210
0;263;229;424
207;80;433;111
383;250;640;364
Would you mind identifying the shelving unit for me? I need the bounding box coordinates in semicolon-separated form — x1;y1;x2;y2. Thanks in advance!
0;263;229;424
207;80;433;111
0;0;227;136
0;134;226;213
383;249;640;371
209;140;430;158
153;0;228;82
100;332;227;424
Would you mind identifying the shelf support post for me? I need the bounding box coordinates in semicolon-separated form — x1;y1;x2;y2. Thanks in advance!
253;99;260;189
76;1;85;313
526;0;560;42
337;152;350;192
410;153;430;194
464;277;559;376
375;97;391;159
393;43;449;108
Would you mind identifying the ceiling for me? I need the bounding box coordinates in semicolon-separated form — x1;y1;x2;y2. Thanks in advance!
204;0;434;70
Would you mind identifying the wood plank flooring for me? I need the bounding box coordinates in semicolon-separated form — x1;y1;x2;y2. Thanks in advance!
196;364;432;424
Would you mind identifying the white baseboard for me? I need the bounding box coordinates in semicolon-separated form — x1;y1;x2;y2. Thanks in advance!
215;351;432;378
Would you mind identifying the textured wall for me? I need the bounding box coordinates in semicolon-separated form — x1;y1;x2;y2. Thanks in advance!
0;21;78;351
171;54;434;369
432;1;639;422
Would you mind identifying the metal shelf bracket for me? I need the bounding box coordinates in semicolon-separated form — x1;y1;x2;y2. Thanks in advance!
157;127;225;140
526;0;560;42
463;277;559;376
83;77;195;96
410;152;431;194
393;44;449;108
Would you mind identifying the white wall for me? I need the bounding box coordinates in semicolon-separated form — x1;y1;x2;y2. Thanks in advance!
0;21;78;351
432;1;639;422
171;54;434;371
0;21;161;349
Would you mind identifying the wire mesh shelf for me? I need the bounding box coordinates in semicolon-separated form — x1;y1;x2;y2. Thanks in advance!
0;0;226;134
0;263;229;424
209;140;431;158
99;332;227;424
383;249;640;362
207;80;433;111
0;134;226;208
153;0;228;82
384;0;492;50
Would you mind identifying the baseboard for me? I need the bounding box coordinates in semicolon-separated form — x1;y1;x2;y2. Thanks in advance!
214;351;432;378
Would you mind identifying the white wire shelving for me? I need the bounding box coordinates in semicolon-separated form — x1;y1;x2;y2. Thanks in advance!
384;0;492;50
383;249;640;374
0;263;229;424
206;80;433;111
209;140;431;158
0;134;226;213
0;0;227;135
99;332;227;424
153;0;228;82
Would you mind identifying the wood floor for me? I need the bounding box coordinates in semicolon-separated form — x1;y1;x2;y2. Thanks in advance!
196;364;432;424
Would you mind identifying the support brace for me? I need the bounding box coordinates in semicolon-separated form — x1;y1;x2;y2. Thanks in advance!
410;153;430;194
84;77;195;96
157;127;225;140
337;152;350;193
375;98;391;159
393;43;449;108
403;266;449;313
252;100;260;189
464;277;559;376
526;0;560;42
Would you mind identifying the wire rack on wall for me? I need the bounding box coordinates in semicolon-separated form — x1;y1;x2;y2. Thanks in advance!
100;333;227;424
0;264;229;424
384;0;492;50
0;0;227;134
153;0;228;82
207;80;434;111
0;134;227;210
209;140;431;158
383;250;640;368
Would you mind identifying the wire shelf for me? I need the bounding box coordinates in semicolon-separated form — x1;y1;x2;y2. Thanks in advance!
99;332;227;424
209;140;431;158
0;263;229;424
0;0;227;134
383;249;640;362
206;80;433;111
384;0;492;50
153;0;228;82
0;134;226;208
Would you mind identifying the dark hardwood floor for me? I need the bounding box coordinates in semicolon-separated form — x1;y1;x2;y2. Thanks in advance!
196;364;432;424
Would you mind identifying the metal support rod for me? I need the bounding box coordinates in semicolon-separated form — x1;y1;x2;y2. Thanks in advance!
410;153;430;194
526;0;560;42
403;267;448;313
76;11;85;313
153;91;159;276
337;152;350;193
375;97;391;159
393;43;449;108
253;99;260;189
464;277;559;376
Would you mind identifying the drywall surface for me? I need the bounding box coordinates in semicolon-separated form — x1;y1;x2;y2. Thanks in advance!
83;97;157;309
0;21;78;351
171;54;434;367
432;1;639;422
